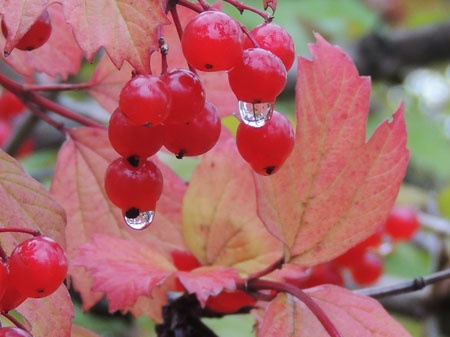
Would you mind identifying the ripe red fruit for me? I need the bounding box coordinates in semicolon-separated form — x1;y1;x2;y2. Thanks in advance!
228;48;287;103
161;69;206;124
0;262;7;300
205;290;256;314
236;110;294;175
1;10;52;51
8;236;68;298
244;22;296;70
384;206;420;241
0;90;25;119
108;108;165;159
164;101;221;158
119;75;171;126
171;250;201;272
0;327;33;337
350;252;384;285
181;11;243;72
104;157;164;215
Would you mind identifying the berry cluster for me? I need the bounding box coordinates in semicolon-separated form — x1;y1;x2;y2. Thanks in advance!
0;234;68;314
1;10;52;52
105;8;297;228
285;206;421;287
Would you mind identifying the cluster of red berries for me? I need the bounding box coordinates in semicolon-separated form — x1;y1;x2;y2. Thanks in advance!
0;234;67;335
1;9;52;52
285;206;421;287
105;9;297;227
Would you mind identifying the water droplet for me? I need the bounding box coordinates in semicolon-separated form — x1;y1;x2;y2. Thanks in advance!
124;210;155;230
238;101;274;127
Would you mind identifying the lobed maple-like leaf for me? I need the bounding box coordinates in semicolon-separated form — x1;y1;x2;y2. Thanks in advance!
177;266;241;306
64;0;170;74
254;34;409;266
258;286;412;337
183;135;282;275
72;233;176;312
1;4;83;79
50;127;187;319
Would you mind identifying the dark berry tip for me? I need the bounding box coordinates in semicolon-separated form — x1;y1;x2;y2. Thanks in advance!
176;150;186;159
265;166;276;175
127;155;140;167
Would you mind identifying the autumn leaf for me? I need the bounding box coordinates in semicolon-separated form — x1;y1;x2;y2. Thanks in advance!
254;34;409;266
258;286;412;337
183;136;282;275
64;0;170;74
50;127;187;318
72;233;176;312
1;4;83;79
177;266;241;306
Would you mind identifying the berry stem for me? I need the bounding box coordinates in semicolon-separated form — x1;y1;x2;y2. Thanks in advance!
223;0;274;21
0;73;105;130
247;256;284;280
0;227;41;236
245;279;343;337
21;82;93;92
159;37;169;75
1;312;30;331
175;0;203;13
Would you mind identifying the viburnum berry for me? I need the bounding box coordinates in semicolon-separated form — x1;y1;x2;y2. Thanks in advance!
104;157;164;217
171;250;201;272
236;110;294;175
8;236;68;298
164;101;221;158
1;10;52;51
228;48;287;103
244;22;296;70
205;290;257;314
119;74;171;126
108;108;165;159
161;68;206;124
384;206;420;241
181;11;243;72
0;327;33;337
350;252;384;285
0;262;7;300
0;90;25;119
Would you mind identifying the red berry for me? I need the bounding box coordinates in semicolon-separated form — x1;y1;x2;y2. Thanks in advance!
164;101;221;158
161;69;206;124
8;236;68;298
228;48;287;103
244;22;295;70
299;263;344;288
171;250;201;272
181;11;243;72
205;290;256;314
2;10;52;51
350;252;384;285
119;75;171;126
108;108;165;159
104;157;164;215
0;262;7;301
0;90;25;119
384;206;420;241
0;327;33;337
236;110;294;175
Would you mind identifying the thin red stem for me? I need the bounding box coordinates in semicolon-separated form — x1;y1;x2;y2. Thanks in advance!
1;312;30;331
176;0;203;13
21;82;93;92
245;279;343;337
0;228;41;236
223;0;273;22
247;257;284;280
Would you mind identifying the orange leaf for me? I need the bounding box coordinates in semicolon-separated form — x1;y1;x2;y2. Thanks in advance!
183;136;282;275
254;34;409;266
258;286;412;337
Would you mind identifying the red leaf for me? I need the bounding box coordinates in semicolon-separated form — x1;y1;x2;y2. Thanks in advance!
64;0;170;73
1;4;83;79
177;266;241;306
72;234;176;312
50;127;187;317
183;136;282;275
258;286;412;337
254;34;409;266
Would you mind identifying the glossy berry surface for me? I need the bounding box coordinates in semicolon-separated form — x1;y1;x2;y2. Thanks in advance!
108;108;165;159
350;252;384;285
244;22;296;70
228;48;287;103
0;262;7;301
384;206;420;240
119;75;171;126
236;110;294;175
181;11;243;72
104;157;164;214
8;236;68;298
161;68;206;124
164;101;221;158
1;10;52;51
0;327;33;337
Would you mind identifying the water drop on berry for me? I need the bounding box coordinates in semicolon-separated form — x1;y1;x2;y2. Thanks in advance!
124;210;155;230
238;101;274;127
